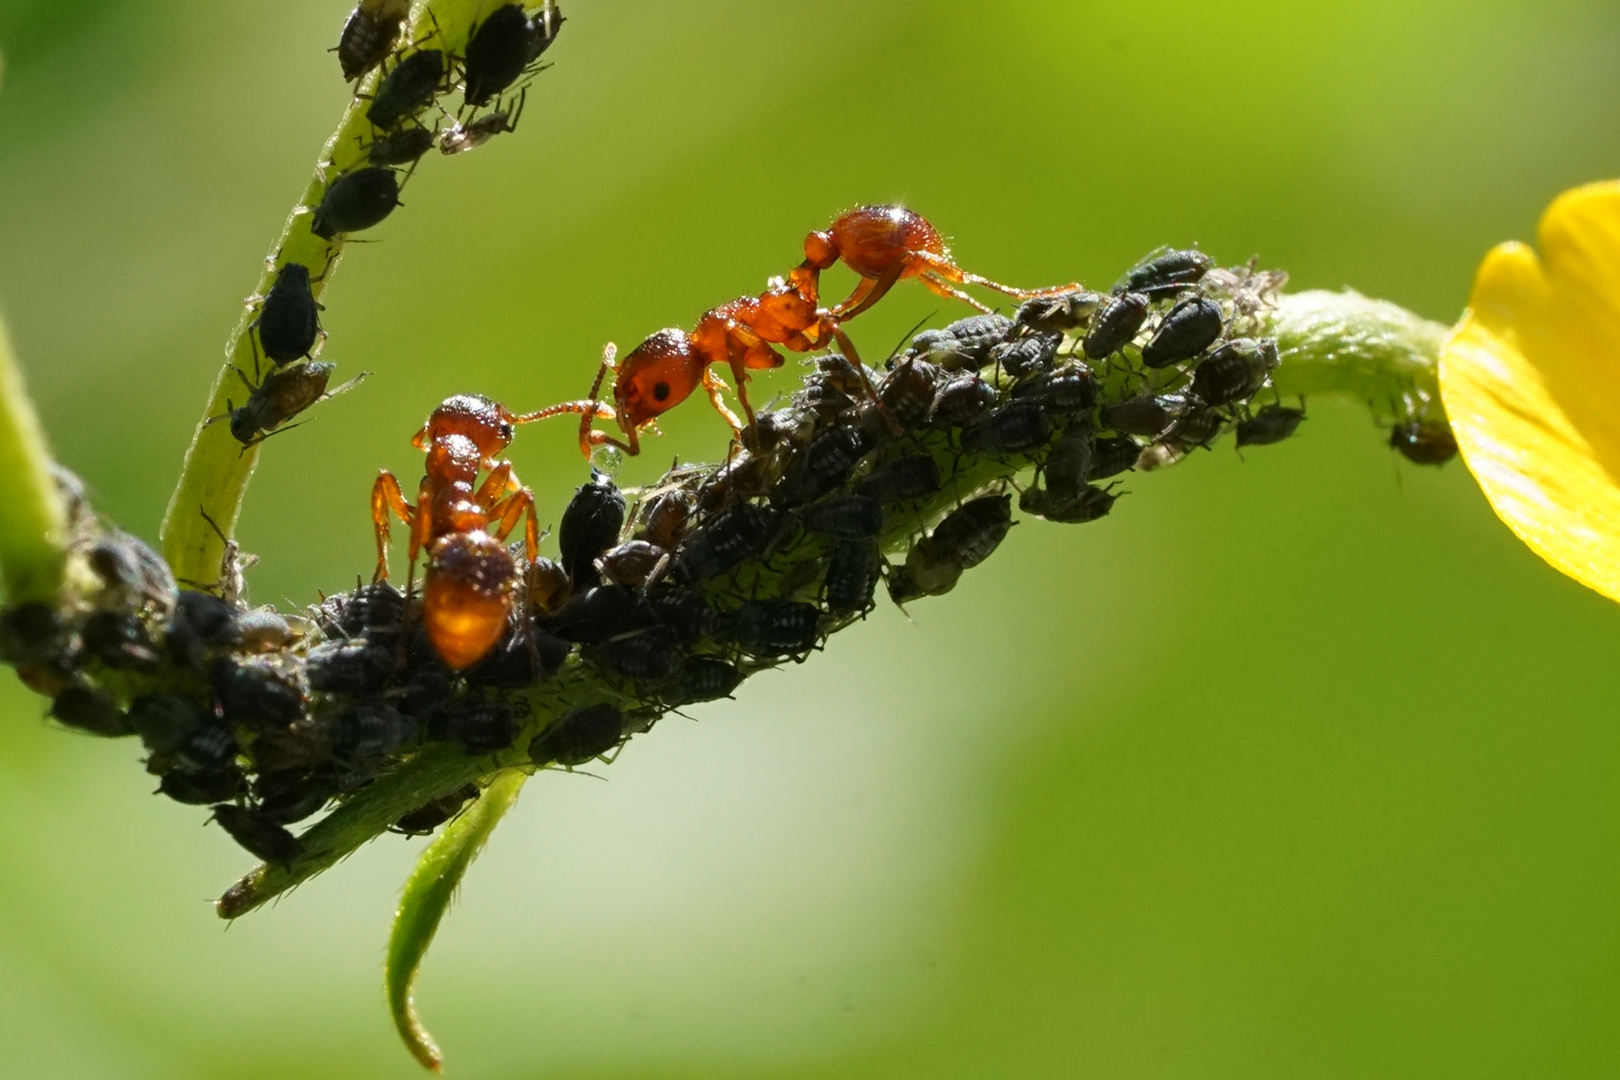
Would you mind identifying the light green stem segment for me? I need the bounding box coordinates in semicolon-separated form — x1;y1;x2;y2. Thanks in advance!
387;768;527;1073
1264;289;1451;424
158;0;508;587
0;312;66;605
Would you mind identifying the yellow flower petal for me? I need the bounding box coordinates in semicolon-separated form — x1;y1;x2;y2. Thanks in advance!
1440;181;1620;602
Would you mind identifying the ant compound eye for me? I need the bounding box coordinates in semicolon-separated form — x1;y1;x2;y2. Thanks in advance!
653;382;671;402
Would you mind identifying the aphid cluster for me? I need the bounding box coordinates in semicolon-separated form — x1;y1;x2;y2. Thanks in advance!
1;245;1457;871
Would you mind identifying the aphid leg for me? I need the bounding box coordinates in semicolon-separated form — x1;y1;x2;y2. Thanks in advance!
370;470;414;583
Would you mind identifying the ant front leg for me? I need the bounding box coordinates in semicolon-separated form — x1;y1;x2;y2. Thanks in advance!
488;487;542;563
370;470;415;583
707;366;750;442
909;250;1083;305
830;262;905;321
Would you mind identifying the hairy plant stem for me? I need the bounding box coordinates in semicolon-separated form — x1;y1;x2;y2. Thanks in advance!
214;287;1454;920
159;0;509;587
0;311;66;605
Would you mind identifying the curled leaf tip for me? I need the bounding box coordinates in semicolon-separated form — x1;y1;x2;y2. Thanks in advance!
387;768;527;1072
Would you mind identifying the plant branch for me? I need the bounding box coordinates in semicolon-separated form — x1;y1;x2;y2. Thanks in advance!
0;310;66;605
158;0;514;587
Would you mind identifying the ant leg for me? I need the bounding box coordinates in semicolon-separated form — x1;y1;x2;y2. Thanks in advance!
370;471;414;583
474;461;519;506
911;250;1084;301
710;366;751;439
916;270;994;314
828;323;880;403
487;487;539;559
832;262;905;321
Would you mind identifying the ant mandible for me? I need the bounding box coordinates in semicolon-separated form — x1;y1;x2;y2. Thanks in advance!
532;204;1082;459
371;394;546;670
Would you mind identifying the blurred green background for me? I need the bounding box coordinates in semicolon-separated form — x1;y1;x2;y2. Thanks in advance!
2;0;1620;1076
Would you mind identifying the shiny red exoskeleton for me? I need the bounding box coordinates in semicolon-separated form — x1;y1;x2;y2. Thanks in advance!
534;205;1082;458
370;394;544;670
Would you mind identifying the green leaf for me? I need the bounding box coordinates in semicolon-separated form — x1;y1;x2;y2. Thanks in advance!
0;309;66;605
386;767;528;1073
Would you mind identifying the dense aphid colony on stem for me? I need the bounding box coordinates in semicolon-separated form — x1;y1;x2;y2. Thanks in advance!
0;244;1456;905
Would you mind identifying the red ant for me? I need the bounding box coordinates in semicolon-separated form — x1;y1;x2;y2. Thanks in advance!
370;394;545;670
532;205;1081;459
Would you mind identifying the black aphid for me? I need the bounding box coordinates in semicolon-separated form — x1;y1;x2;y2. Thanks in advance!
336;0;408;82
1113;248;1215;299
529;702;624;767
1235;404;1305;448
1141;296;1224;368
1389;420;1458;465
559;469;626;586
1188;338;1279;405
366;49;446;130
311;167;402;239
1082;293;1149;360
212;804;303;865
255;263;322;366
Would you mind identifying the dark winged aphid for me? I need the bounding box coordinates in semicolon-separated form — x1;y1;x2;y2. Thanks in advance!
640;490;695;550
668;656;744;705
49;686;129;737
824;539;882;616
439;701;521;754
596;539;668;589
255;263;321;366
82;611;162;671
1188;338;1279;405
212;804;303;866
1389;420;1458;465
129;693;211;754
1082;292;1149;360
1014;290;1101;333
209;657;304;728
928;494;1013;571
88;530;177;612
559;469;626;586
1113;248;1215;299
366;49;446;130
927;373;997;427
335;0;408;81
988;330;1062;378
528;702;624;767
255;770;335;825
465;628;570;687
392;783;480;836
590;625;682;681
367;124;436;166
1042;429;1094;501
725;600;822;658
1019;483;1119;524
1101;394;1181;437
1141;296;1224;368
1088;436;1139;480
961;401;1052;455
856;454;942;504
800;494;884;540
160;768;243;806
550;584;653;644
227;362;364;446
311;167;402;239
305;640;397;695
1235;404;1305;448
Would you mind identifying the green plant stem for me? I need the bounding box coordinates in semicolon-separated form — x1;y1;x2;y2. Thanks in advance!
386;768;526;1073
1265;289;1451;423
158;0;508;587
0;311;66;605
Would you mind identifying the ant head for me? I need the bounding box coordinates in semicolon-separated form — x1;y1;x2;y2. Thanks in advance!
416;394;515;456
615;329;701;429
